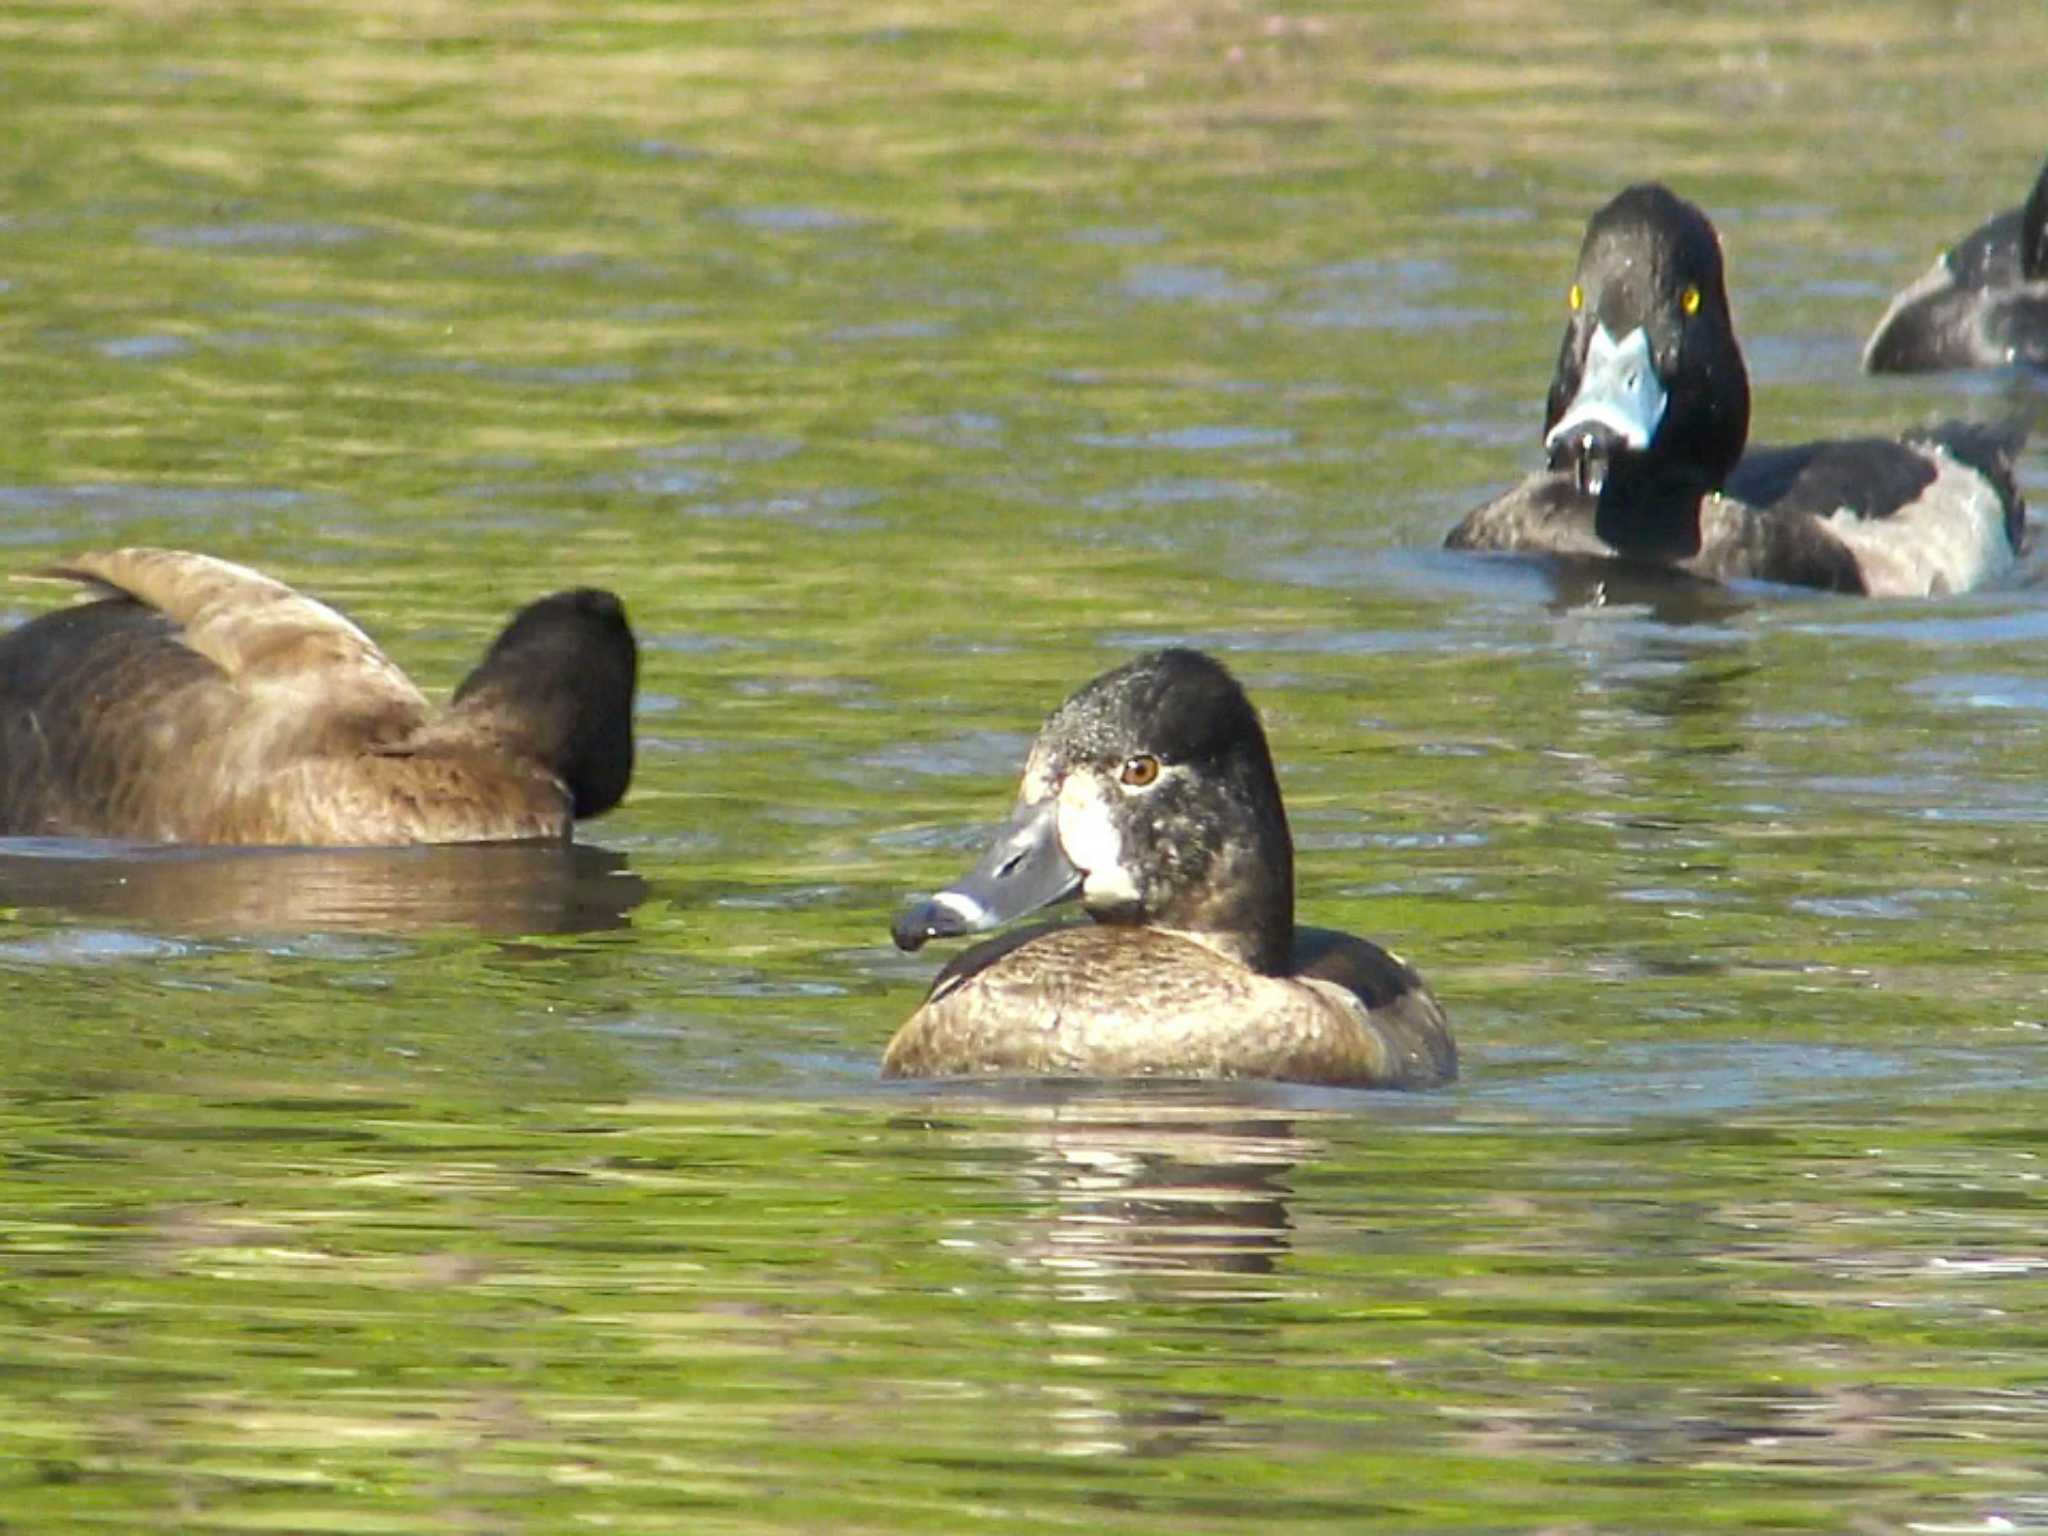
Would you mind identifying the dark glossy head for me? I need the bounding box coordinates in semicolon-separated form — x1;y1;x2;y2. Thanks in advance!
455;588;637;818
1541;184;1751;551
2025;152;2048;282
891;648;1296;973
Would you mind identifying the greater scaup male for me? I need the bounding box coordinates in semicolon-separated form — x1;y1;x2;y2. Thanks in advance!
1446;184;2026;596
0;548;635;844
1865;152;2048;373
884;648;1456;1088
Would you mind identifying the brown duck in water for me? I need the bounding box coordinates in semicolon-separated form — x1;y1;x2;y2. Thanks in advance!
886;648;1455;1089
0;548;635;845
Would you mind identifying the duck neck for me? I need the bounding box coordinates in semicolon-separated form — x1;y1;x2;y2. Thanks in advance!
1154;843;1295;976
1592;457;1716;561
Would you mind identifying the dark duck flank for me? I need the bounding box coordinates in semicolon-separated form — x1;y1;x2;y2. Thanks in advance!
1446;183;2026;596
884;648;1455;1089
0;548;637;845
1865;151;2048;373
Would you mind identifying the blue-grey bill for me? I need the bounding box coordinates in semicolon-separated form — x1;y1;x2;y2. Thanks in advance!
891;797;1083;952
1544;322;1667;459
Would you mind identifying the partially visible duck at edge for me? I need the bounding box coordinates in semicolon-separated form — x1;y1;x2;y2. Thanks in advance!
1446;183;2027;597
0;548;636;845
1865;151;2048;373
884;648;1455;1090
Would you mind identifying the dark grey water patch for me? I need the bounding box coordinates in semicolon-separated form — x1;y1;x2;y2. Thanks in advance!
624;138;707;161
1297;829;1488;852
391;357;638;386
645;630;761;655
204;329;308;352
1309;255;1458;287
594;825;721;858
715;884;855;912
1101;626;1449;657
98;334;191;361
1120;264;1270;304
1449;204;1538;227
1075;425;1293;451
0;483;317;537
1473;1042;1914;1122
1336;875;1478;897
1283;300;1501;332
870;822;1004;855
257;934;415;962
856;729;1034;781
884;411;1005;443
261;298;415;323
715;977;850;999
1408;414;1522;445
830;319;954;342
1069;226;1167;246
581;466;722;498
1788;894;1923;921
1741;330;1853;386
722;204;864;232
681;488;884;530
1614;885;1720;907
1907;674;2048;712
730;674;879;703
1744;711;1851;732
0;929;191;965
642;435;805;465
1084;477;1260;510
143;220;371;250
508;249;615;274
1790;604;2048;646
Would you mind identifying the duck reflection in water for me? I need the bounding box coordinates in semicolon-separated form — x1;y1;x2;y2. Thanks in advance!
888;1083;1452;1461
0;838;647;935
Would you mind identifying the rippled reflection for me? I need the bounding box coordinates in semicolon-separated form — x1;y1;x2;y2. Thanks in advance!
0;838;645;935
920;1087;1315;1294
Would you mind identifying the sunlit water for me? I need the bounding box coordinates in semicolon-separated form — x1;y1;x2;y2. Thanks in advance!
4;2;2048;1530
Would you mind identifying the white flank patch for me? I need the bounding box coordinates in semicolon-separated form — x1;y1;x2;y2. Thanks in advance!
1822;446;2014;597
1057;772;1139;904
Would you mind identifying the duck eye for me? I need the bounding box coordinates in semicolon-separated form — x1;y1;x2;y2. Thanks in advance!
1567;282;1582;313
1118;754;1161;788
1680;284;1701;317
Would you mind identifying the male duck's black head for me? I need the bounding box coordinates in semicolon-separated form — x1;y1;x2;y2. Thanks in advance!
891;648;1296;974
1864;152;2048;373
451;587;638;819
1542;184;1752;554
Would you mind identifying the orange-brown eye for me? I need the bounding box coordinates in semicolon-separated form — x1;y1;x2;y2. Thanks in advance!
1567;282;1582;313
1680;284;1701;317
1119;754;1161;788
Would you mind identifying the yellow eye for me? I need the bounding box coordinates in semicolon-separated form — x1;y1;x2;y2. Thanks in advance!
1567;282;1582;313
1119;754;1161;788
1680;284;1701;317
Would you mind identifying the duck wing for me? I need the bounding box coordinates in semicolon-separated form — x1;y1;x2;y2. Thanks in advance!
0;550;431;840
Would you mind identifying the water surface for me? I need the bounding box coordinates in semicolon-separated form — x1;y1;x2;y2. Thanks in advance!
5;2;2048;1530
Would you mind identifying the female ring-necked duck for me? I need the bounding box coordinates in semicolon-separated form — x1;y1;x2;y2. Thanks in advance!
1865;152;2048;373
0;548;635;844
884;648;1456;1089
1446;183;2026;596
